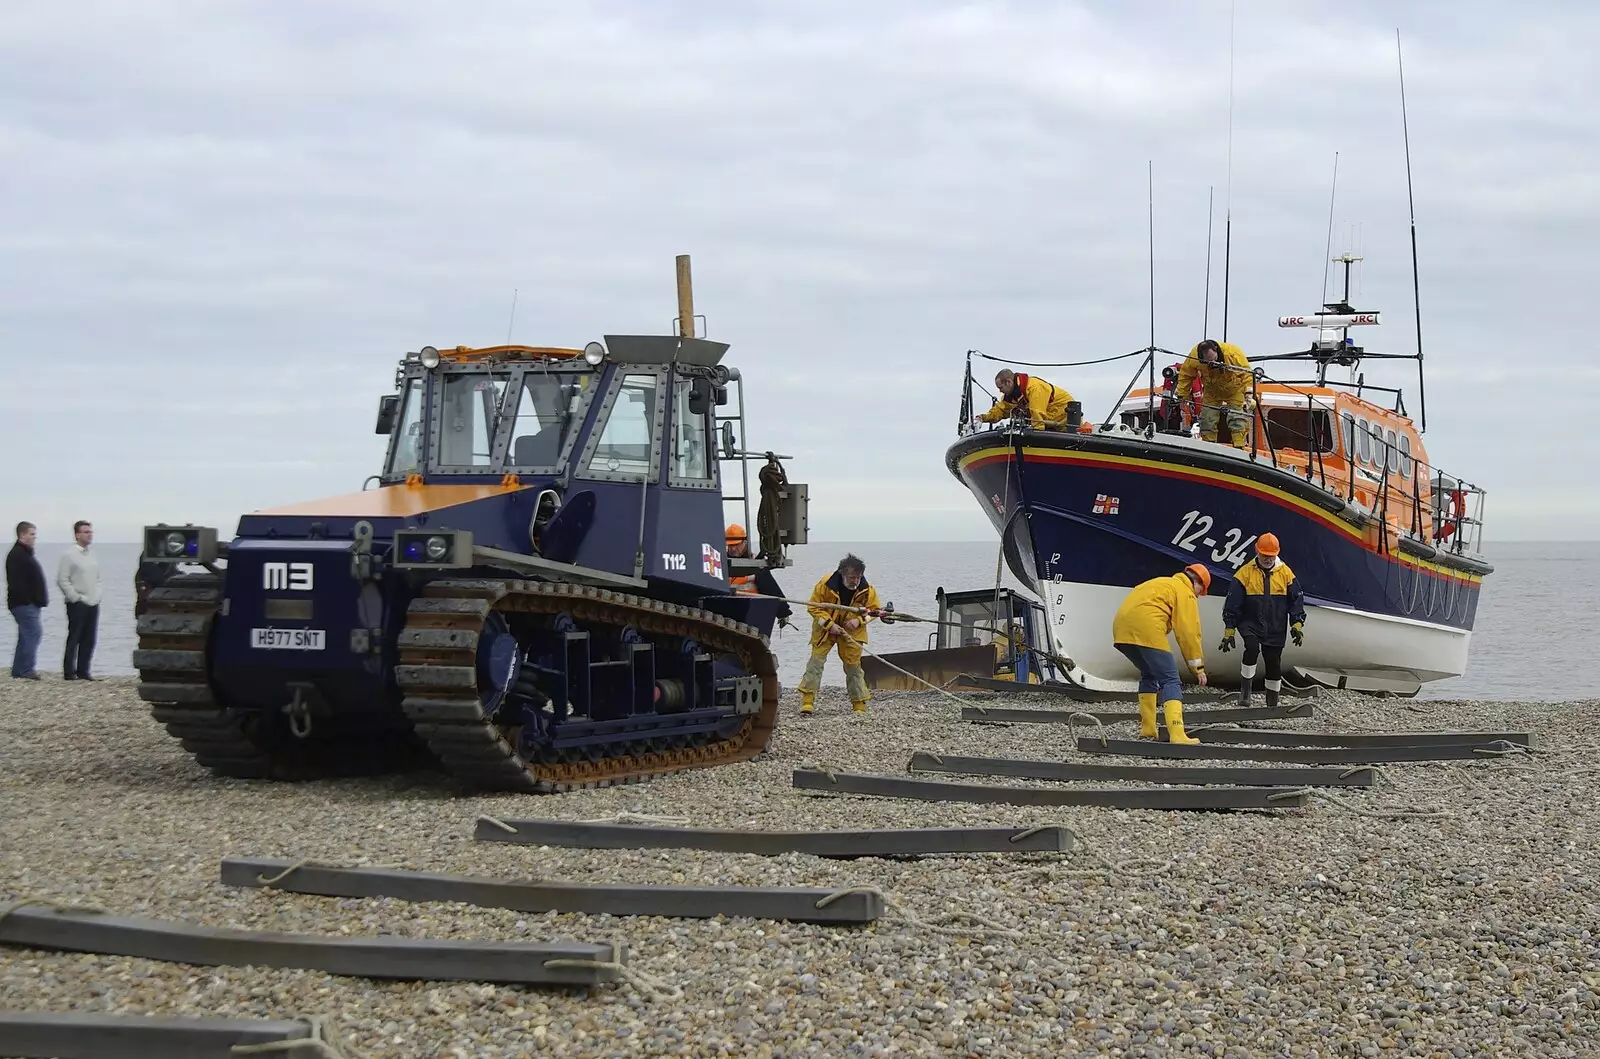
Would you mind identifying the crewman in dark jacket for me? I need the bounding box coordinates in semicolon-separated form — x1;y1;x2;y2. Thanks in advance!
725;523;793;633
1219;533;1306;708
6;521;48;680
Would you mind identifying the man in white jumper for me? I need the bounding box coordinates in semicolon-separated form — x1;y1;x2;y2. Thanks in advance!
57;520;102;681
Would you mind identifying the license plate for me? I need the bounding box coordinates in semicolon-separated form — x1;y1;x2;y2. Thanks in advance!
251;628;325;650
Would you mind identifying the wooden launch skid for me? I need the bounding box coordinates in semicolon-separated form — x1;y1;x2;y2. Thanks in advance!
0;903;622;986
905;752;1376;788
950;673;1319;702
793;769;1310;810
1076;737;1529;764
222;857;885;925
0;1011;323;1059
963;702;1315;725
1187;727;1533;749
474;816;1077;857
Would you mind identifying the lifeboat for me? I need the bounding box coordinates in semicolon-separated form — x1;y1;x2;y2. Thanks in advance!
944;259;1493;697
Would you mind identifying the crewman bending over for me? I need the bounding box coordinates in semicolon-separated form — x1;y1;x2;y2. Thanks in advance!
977;369;1074;430
796;554;881;715
1219;533;1306;709
1175;339;1254;445
1111;563;1211;744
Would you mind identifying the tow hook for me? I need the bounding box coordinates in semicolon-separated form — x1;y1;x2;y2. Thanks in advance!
284;685;314;739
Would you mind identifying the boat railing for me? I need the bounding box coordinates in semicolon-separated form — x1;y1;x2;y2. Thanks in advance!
961;348;1487;560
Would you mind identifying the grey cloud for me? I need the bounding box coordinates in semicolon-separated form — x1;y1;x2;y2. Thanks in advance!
1;0;1589;542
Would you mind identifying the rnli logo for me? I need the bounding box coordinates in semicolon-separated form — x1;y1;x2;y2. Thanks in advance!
989;492;1005;516
263;562;314;591
1091;494;1121;516
701;544;723;580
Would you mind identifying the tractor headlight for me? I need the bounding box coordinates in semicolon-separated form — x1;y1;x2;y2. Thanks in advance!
583;341;606;366
392;529;473;568
143;524;218;563
419;345;441;369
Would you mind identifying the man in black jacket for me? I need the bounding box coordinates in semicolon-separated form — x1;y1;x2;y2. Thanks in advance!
6;521;47;680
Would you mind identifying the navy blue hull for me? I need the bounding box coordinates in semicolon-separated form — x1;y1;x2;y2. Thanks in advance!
944;430;1493;691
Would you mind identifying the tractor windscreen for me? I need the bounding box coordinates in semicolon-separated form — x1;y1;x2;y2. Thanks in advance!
506;370;590;470
385;377;425;477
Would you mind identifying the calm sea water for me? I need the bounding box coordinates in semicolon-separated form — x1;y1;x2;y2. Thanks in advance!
3;541;1590;702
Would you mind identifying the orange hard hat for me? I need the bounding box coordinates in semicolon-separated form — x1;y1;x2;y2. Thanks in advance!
1255;532;1280;556
725;522;746;543
1184;563;1212;595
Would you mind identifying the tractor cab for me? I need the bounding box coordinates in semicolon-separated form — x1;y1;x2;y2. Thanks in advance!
860;585;1060;692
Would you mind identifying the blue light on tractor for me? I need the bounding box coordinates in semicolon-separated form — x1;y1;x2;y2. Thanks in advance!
403;539;426;561
185;538;199;557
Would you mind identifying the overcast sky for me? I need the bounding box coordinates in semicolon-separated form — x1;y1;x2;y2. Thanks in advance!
2;0;1591;544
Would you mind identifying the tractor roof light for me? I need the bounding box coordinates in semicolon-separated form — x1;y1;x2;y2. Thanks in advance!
419;345;441;369
583;341;606;366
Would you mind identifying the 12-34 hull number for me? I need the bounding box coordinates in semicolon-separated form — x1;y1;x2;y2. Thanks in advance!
1172;510;1257;569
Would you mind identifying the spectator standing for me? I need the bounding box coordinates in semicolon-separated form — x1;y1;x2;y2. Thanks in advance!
6;521;47;680
56;520;102;681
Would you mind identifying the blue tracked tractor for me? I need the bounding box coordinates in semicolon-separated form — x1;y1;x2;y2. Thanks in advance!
133;257;809;792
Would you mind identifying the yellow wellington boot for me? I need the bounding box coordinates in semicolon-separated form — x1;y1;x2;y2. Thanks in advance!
1163;700;1199;745
800;692;815;715
851;700;868;714
1138;693;1159;738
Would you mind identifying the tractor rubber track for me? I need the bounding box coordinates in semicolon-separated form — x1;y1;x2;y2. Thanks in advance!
133;572;417;781
394;579;779;793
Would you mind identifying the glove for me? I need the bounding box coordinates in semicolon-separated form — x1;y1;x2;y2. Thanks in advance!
1290;622;1304;647
1219;629;1236;653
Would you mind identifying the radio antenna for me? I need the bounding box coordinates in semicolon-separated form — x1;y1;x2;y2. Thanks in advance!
1221;0;1236;342
1147;160;1157;427
504;288;519;345
1319;151;1339;310
1396;28;1426;433
1203;185;1215;336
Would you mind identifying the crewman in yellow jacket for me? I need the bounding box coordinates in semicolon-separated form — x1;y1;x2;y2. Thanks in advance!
797;554;882;714
1175;339;1255;445
977;369;1074;430
1111;563;1212;744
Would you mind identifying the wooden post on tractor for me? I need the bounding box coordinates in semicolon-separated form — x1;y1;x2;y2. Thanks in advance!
676;254;695;338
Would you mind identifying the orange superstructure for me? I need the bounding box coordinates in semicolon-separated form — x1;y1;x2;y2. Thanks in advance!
1114;379;1470;554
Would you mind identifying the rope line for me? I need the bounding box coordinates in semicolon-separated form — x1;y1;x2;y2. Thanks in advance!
231;1015;361;1059
542;941;683;1001
973;349;1159;368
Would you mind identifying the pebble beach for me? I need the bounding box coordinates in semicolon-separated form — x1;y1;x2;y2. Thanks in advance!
2;676;1598;1058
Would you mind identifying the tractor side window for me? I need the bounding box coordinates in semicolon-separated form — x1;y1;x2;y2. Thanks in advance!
435;375;506;468
587;373;657;478
385;378;425;477
507;372;584;470
669;377;712;481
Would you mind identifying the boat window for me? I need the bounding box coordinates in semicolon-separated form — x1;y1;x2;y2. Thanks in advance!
1263;408;1334;453
435;374;508;469
1400;434;1413;479
1369;422;1388;475
586;373;657;478
1341;413;1356;461
506;371;586;470
1386;429;1400;474
385;377;425;477
1356;418;1371;464
668;376;712;481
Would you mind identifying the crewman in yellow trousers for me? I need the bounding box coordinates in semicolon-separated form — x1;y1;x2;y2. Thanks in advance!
796;554;881;714
1110;563;1212;744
